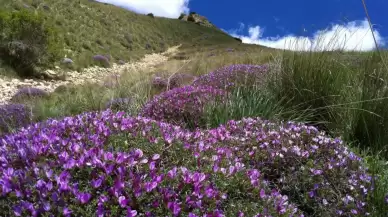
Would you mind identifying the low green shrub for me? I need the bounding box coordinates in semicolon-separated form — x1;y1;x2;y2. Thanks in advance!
0;9;62;77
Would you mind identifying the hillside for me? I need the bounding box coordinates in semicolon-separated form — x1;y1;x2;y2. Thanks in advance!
0;0;266;74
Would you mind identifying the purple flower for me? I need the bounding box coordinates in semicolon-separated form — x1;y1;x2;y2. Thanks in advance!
13;205;22;216
119;196;128;208
127;207;138;217
91;177;103;188
144;181;157;192
77;192;92;204
134;149;143;158
63;207;72;216
167;202;181;216
168;167;177;179
260;189;266;199
152;154;160;160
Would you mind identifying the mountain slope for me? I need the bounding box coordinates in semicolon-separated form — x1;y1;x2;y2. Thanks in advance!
1;0;256;71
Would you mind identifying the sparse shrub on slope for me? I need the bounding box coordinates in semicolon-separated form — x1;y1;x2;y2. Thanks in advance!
140;85;226;129
0;110;372;216
234;37;242;42
178;13;185;20
93;54;110;67
11;87;49;102
192;64;269;91
187;14;196;22
0;9;62;77
0;103;31;136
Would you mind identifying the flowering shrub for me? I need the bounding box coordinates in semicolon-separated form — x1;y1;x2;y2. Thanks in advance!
184;117;372;216
93;55;110;67
62;58;73;64
11;87;48;101
104;97;131;111
192;64;269;91
0;110;299;216
0;103;31;136
0;109;372;216
140;85;226;128
0;9;62;77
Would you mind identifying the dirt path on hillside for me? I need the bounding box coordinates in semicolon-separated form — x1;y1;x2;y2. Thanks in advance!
0;45;181;105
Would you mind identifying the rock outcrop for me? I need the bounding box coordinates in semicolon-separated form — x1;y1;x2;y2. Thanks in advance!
178;12;216;28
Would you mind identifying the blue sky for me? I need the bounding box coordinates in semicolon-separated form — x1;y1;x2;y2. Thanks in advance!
97;0;387;51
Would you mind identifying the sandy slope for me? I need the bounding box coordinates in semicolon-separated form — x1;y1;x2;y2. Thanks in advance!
0;45;181;105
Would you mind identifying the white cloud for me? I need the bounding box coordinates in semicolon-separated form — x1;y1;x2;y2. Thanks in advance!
229;19;386;51
96;0;190;18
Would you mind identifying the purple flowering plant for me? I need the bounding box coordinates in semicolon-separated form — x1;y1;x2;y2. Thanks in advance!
11;87;49;102
93;55;110;67
192;64;269;91
140;85;226;129
0;108;373;216
0;103;32;136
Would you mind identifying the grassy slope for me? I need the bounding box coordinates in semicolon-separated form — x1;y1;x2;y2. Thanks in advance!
1;0;267;72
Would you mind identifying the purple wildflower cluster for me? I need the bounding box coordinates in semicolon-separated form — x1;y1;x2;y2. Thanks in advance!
192;64;269;90
62;58;73;65
93;55;110;67
188;117;372;216
11;87;48;102
0;104;31;136
140;85;226;128
0;109;371;216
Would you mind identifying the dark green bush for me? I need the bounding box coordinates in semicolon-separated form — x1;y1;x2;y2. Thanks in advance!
187;14;196;22
0;9;62;77
178;13;185;20
147;13;154;18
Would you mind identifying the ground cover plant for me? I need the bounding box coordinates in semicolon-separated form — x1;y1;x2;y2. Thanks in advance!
0;103;31;136
0;109;373;216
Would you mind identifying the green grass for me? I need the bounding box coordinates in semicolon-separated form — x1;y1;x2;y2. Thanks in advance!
203;82;316;129
267;50;388;156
